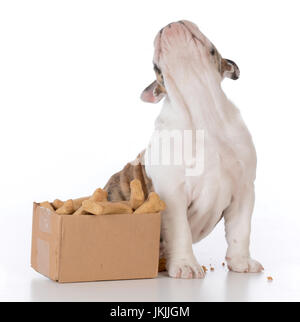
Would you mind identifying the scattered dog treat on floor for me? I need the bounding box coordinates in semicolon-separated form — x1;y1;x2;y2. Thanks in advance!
134;192;166;214
129;179;145;210
202;265;208;272
222;262;225;266
40;201;55;211
210;267;215;271
267;276;273;281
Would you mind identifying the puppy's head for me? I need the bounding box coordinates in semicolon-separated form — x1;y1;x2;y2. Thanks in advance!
141;20;240;103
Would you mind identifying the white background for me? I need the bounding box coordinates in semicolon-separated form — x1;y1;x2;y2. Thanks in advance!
0;0;300;301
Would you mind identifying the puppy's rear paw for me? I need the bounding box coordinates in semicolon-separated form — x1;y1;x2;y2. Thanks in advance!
226;256;264;273
167;256;205;279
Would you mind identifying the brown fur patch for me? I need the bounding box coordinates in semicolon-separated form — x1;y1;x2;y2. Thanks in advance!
104;151;153;202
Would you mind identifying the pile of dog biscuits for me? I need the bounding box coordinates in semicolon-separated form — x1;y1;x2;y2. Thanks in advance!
39;179;166;216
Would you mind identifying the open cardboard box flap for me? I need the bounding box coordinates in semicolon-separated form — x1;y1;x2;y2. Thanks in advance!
31;203;161;283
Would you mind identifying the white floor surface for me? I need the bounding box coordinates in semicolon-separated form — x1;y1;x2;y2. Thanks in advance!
1;199;299;302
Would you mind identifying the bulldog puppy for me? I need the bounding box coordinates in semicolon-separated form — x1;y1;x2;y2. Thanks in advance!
105;20;263;278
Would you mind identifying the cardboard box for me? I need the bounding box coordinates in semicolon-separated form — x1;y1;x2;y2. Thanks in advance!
31;203;161;283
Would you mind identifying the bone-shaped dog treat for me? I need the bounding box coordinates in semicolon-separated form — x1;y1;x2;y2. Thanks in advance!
56;199;74;215
90;188;108;202
82;200;133;215
51;188;163;216
52;199;64;210
133;192;166;214
129;179;145;210
53;196;90;212
72;197;90;211
40;201;55;212
73;188;108;215
72;206;87;216
120;200;131;206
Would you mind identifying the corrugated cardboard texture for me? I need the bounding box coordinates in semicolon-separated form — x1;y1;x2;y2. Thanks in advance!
31;203;161;283
31;203;62;281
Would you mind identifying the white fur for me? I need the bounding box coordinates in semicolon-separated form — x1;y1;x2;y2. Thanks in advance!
144;22;263;278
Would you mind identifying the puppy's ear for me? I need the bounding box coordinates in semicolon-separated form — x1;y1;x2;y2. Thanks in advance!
140;81;166;103
221;59;240;80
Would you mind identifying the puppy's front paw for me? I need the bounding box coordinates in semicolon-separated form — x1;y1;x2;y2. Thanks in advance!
226;256;264;273
166;256;205;279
